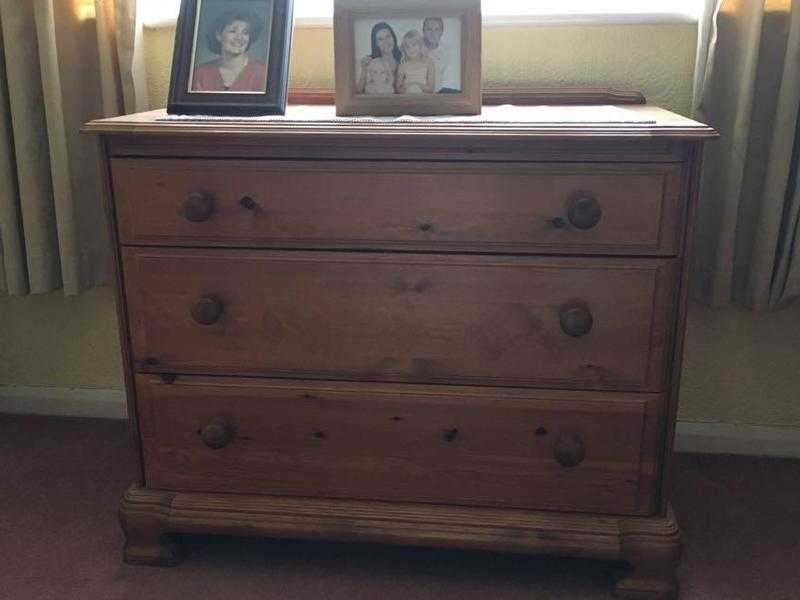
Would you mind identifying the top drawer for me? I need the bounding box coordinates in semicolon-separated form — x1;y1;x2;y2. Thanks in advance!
111;159;685;255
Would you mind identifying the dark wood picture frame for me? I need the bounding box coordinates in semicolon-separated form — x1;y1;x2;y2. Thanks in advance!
167;0;294;116
334;0;481;117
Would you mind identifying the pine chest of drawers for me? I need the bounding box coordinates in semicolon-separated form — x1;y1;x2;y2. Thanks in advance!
85;103;716;598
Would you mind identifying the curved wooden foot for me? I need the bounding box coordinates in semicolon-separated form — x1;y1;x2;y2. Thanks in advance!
615;506;681;599
115;483;683;593
614;566;677;599
119;485;181;566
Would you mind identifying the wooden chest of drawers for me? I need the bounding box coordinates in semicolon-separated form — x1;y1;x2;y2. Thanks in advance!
85;103;715;599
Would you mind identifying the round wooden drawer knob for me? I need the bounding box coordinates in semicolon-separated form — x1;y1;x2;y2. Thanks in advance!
191;295;224;325
200;419;235;450
568;196;602;230
182;192;215;223
554;433;586;468
560;305;593;337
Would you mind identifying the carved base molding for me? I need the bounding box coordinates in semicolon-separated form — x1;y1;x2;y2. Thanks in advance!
119;485;680;598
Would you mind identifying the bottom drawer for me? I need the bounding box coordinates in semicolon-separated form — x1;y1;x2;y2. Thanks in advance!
136;375;664;516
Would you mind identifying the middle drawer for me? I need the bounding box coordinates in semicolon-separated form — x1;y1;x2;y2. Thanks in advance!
123;249;677;391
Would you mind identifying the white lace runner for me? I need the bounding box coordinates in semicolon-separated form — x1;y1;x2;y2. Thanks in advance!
156;104;657;125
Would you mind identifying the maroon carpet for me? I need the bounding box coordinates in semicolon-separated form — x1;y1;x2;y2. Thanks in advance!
1;413;798;599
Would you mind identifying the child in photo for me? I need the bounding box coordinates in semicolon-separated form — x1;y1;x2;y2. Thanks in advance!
363;56;396;95
395;30;434;94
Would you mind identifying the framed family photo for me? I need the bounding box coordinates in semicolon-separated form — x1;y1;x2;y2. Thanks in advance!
334;0;481;117
167;0;294;115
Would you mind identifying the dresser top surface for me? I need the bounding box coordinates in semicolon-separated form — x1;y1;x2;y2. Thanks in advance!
83;104;716;140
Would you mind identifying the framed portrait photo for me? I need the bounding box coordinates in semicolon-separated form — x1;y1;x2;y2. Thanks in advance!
167;0;294;115
334;0;481;117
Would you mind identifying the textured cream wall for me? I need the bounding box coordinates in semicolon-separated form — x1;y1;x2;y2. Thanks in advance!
681;303;800;427
144;23;696;114
0;287;123;389
2;22;799;429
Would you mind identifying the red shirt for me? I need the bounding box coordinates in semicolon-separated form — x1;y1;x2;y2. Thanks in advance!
191;58;268;92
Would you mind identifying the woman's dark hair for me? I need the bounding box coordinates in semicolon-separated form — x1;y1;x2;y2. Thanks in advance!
370;22;402;63
206;10;265;55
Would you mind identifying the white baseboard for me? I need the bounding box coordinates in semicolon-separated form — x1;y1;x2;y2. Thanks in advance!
0;385;127;420
2;386;798;459
674;421;800;459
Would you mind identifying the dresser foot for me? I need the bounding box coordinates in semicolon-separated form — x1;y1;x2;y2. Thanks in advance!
615;507;681;599
123;534;180;567
119;485;181;566
614;570;677;599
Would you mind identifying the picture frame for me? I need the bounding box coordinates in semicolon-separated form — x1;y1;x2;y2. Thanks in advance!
333;0;481;117
167;0;294;116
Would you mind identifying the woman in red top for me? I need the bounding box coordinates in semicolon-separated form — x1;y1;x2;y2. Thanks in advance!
192;10;268;93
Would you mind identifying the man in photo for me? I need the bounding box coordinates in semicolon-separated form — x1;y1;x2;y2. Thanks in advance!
422;17;460;93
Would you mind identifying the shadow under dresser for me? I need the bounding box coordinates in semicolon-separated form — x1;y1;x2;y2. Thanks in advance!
83;102;717;599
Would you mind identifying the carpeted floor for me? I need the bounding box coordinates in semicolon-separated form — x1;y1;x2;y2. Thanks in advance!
1;413;798;600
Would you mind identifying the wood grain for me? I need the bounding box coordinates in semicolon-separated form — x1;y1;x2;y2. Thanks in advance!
96;138;146;485
617;506;681;598
105;134;689;163
119;484;680;583
82;102;714;595
135;375;663;515
111;159;684;255
122;249;679;392
658;141;706;516
85;104;715;165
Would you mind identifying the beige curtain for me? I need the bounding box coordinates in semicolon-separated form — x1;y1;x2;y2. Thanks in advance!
693;0;723;112
694;0;800;309
0;0;147;296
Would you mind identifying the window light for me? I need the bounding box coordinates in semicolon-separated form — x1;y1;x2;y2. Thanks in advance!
140;0;702;28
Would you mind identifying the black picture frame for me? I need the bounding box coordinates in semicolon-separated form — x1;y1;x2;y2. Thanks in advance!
167;0;294;116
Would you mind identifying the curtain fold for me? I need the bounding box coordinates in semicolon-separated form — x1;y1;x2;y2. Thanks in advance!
97;0;149;115
693;0;800;309
693;0;723;117
0;0;146;296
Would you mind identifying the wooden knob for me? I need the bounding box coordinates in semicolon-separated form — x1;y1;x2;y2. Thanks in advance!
191;295;224;325
560;305;593;337
182;192;215;222
200;419;235;450
554;433;586;468
568;196;602;230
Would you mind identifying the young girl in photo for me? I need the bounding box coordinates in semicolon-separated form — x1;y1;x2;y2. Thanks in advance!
363;57;396;95
395;30;434;94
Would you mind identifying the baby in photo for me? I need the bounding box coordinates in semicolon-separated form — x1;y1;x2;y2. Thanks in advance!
396;30;434;94
363;57;396;95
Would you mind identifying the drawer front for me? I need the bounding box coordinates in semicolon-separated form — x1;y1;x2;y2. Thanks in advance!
136;375;663;515
123;249;678;391
112;159;685;255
